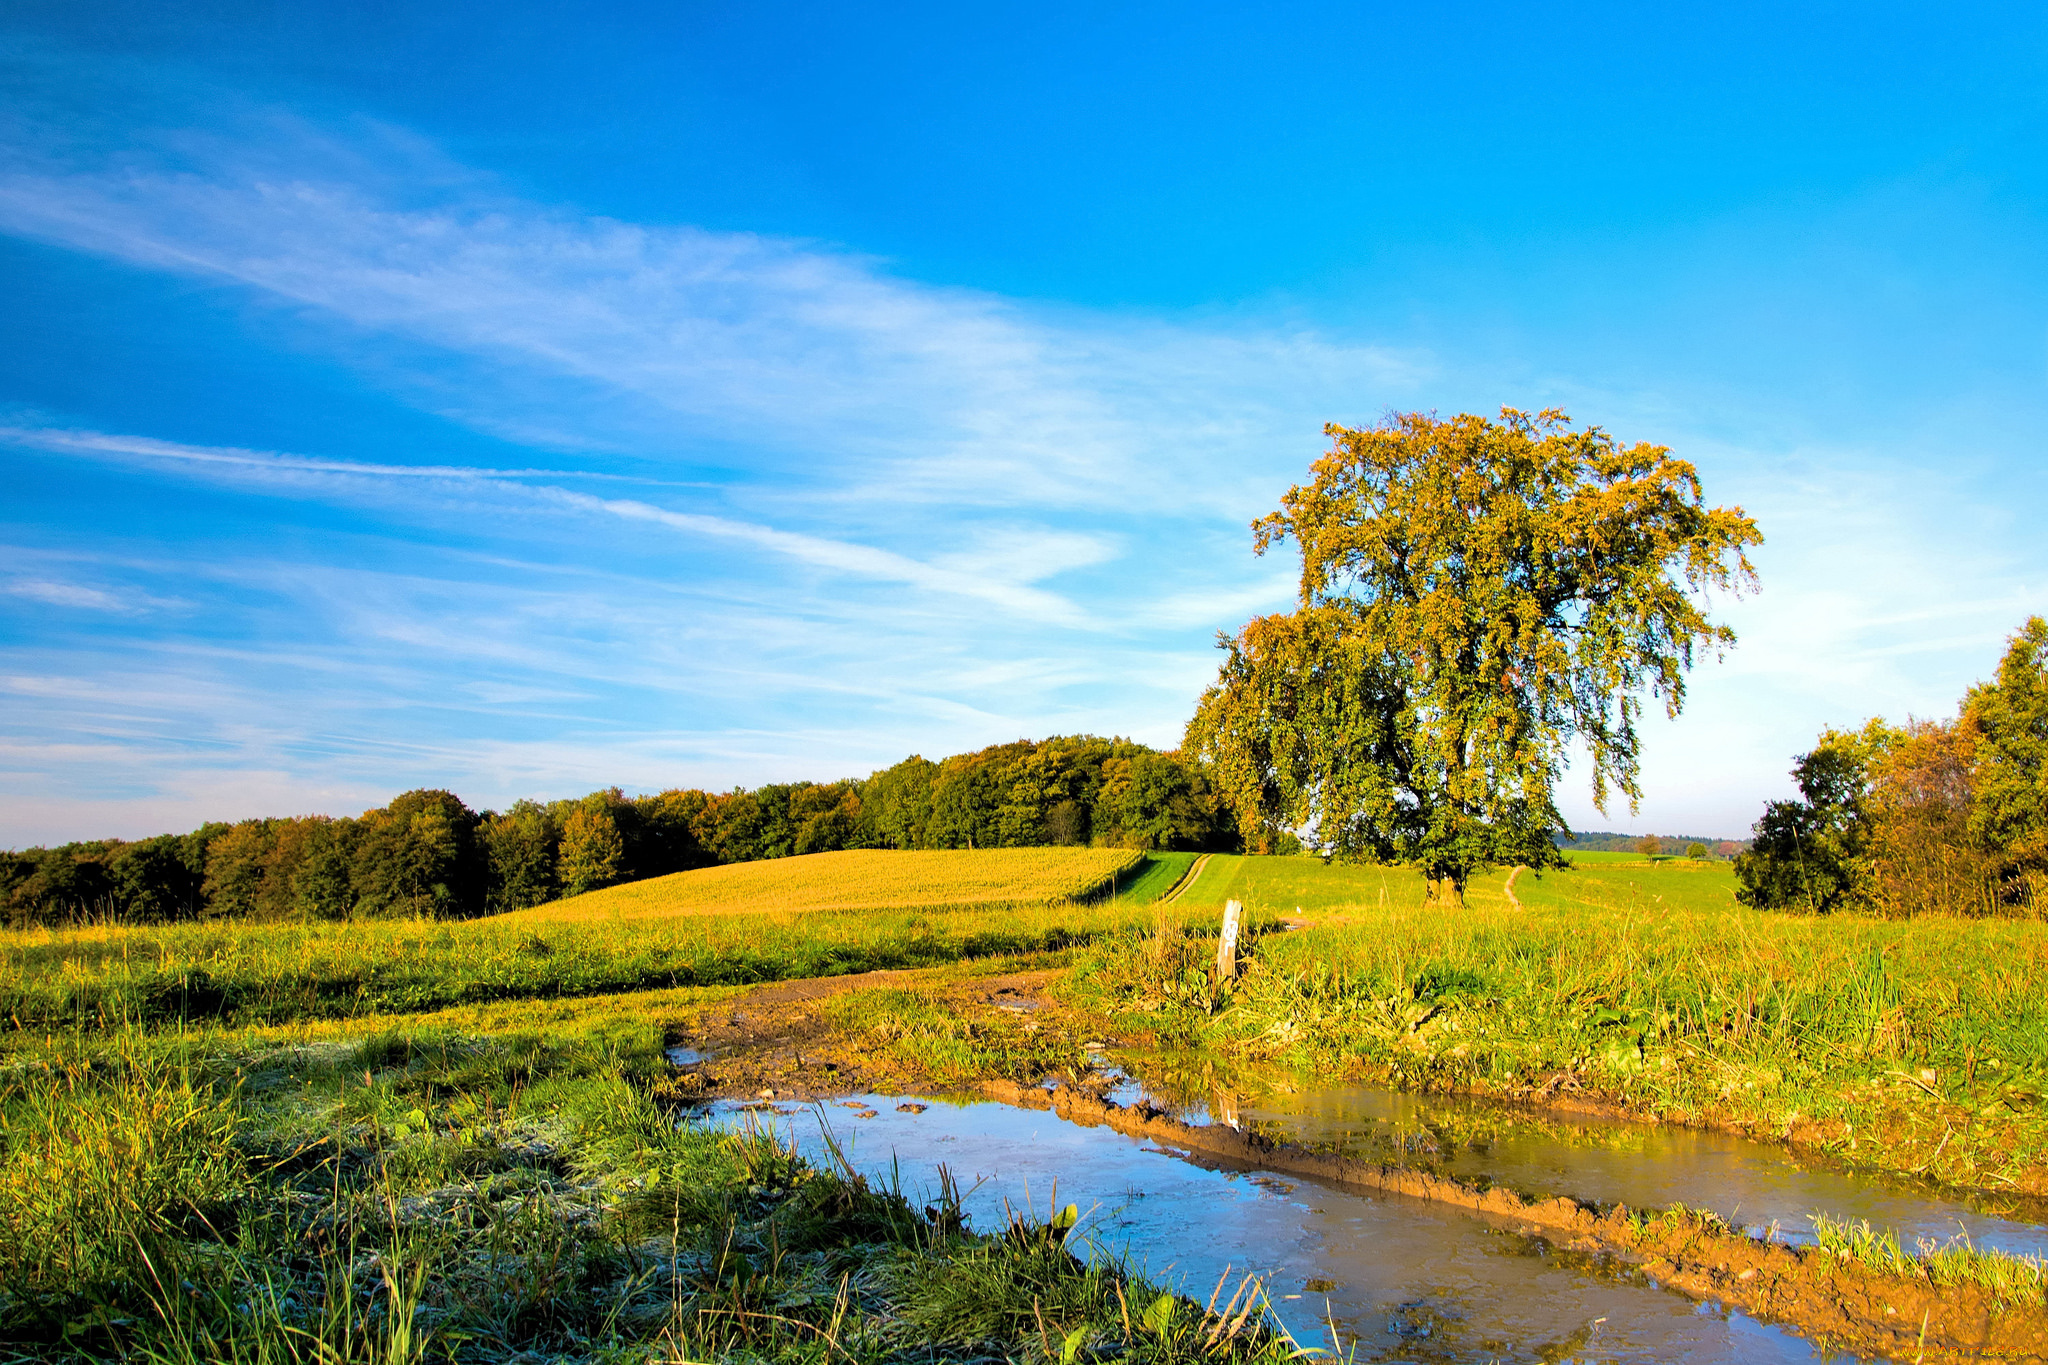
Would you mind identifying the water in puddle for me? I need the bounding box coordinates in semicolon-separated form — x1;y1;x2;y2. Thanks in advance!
705;1094;1851;1362
1187;1078;2048;1261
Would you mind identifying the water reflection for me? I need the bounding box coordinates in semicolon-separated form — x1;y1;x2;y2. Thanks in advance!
707;1095;1845;1362
1121;1061;2048;1261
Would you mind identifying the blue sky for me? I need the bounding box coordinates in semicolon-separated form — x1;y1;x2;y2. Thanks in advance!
2;0;2045;845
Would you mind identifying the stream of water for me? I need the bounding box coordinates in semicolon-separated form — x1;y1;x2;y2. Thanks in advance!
702;1094;1816;1360
1178;1079;2048;1260
683;1056;2048;1362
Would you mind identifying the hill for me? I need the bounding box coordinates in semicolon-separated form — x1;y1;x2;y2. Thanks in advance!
503;846;1145;923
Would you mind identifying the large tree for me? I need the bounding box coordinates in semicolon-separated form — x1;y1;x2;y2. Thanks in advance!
1186;408;1760;903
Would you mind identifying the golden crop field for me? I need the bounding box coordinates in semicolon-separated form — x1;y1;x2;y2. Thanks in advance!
505;846;1147;923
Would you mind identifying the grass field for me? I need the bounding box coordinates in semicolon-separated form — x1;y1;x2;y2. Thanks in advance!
0;845;1300;1360
1111;850;1203;904
0;892;1152;1033
0;1007;1291;1363
1169;852;1735;916
1071;855;2048;1194
1169;852;1427;914
8;846;2047;1359
510;847;1145;923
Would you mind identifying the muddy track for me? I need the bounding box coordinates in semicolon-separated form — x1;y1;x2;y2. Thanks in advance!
981;1077;2048;1364
666;966;1067;1103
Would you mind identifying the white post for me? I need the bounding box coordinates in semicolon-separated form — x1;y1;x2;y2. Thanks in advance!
1216;899;1242;981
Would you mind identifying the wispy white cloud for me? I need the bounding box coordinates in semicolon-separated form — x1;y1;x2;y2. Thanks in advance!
0;90;2037;847
2;423;1099;623
0;115;1424;516
546;490;1093;625
0;424;702;485
5;577;137;612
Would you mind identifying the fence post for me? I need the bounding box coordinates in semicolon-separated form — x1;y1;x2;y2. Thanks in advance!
1216;899;1243;981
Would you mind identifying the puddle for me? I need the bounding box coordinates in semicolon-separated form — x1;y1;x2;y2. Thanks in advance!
703;1094;1854;1361
1209;1081;2048;1261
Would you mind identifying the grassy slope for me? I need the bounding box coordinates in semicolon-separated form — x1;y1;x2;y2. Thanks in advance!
1171;852;1427;913
0;890;1152;1031
1070;855;2048;1194
511;847;1144;923
1111;851;1203;904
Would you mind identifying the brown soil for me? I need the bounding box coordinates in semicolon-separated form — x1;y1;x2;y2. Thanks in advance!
657;965;1078;1104
984;1078;2048;1365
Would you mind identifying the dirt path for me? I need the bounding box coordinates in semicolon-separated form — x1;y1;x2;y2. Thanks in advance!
1158;853;1212;904
665;964;1070;1103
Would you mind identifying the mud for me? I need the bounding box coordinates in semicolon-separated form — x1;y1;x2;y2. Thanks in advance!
660;966;1079;1103
982;1076;2048;1364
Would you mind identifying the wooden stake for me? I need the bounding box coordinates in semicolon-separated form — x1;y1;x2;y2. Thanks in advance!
1216;899;1242;981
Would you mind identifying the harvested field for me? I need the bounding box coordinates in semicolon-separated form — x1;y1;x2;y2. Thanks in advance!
506;846;1146;923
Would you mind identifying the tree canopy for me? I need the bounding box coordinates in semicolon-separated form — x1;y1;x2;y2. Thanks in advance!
1186;408;1761;900
1738;617;2047;918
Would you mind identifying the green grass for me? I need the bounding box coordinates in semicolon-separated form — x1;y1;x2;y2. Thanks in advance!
11;847;2045;1357
0;897;1158;1032
1114;852;1205;905
0;1019;1312;1363
1069;855;2048;1193
819;986;1092;1085
1169;853;1426;914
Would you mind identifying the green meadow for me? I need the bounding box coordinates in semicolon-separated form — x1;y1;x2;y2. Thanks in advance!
1073;854;2048;1194
0;894;1152;1033
3;849;2046;1360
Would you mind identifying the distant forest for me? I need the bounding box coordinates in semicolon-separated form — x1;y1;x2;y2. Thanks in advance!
0;736;1238;927
1557;831;1747;857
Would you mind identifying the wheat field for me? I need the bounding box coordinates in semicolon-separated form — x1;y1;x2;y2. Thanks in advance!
505;846;1147;923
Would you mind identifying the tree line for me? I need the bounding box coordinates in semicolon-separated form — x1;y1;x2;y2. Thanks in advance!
1556;831;1745;858
0;736;1238;926
1737;616;2048;917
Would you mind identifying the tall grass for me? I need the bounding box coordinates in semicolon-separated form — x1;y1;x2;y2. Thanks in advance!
1069;857;2048;1190
0;1052;246;1316
0;896;1157;1031
0;1019;1308;1363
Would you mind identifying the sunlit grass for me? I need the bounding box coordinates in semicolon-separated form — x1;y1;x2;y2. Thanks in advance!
1070;855;2048;1191
0;1015;1305;1362
509;847;1145;923
0;892;1163;1031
